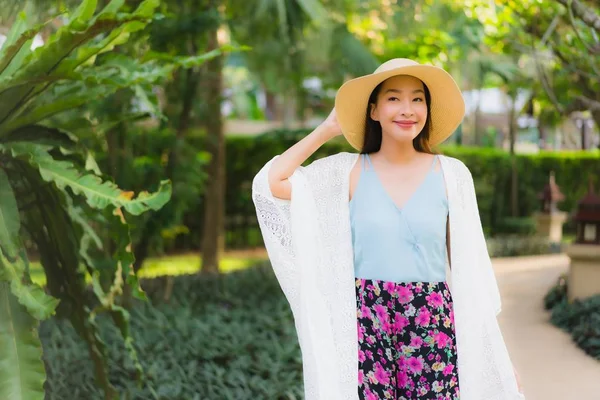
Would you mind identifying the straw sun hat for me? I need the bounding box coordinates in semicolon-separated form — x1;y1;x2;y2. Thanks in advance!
334;58;465;150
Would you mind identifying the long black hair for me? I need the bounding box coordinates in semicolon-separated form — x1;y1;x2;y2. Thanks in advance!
361;78;435;154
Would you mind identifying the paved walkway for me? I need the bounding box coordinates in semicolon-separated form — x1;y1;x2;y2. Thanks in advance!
493;254;600;400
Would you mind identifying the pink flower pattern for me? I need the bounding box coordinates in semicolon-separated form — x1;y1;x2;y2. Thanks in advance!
356;279;460;400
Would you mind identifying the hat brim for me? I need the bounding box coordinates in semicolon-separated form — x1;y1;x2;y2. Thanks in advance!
334;64;465;151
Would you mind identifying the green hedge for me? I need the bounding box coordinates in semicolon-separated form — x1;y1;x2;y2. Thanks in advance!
176;129;600;250
486;235;563;258
41;264;303;399
544;276;600;360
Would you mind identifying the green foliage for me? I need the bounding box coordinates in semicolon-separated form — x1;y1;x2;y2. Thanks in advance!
91;127;211;261
0;169;20;258
545;276;600;360
0;283;46;400
0;251;59;321
41;264;303;399
0;0;215;397
3;142;172;216
494;217;537;236
544;273;568;310
461;0;600;127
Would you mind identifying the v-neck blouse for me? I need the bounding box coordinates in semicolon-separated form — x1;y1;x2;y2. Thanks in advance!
350;153;449;283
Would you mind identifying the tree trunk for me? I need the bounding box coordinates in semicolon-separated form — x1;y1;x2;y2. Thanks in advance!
473;64;486;146
593;110;600;149
264;89;277;121
474;89;482;146
508;92;519;217
200;24;225;275
538;123;547;150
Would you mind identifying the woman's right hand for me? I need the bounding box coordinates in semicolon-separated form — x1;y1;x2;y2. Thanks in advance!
318;108;343;141
269;108;343;200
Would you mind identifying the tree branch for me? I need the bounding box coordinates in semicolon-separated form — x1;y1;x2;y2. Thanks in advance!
577;95;600;111
555;0;600;32
532;50;566;114
549;36;597;82
566;0;600;58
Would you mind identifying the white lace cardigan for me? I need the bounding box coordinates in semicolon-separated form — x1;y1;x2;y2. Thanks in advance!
252;152;525;400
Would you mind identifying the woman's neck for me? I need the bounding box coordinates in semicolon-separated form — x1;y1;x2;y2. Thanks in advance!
375;136;420;165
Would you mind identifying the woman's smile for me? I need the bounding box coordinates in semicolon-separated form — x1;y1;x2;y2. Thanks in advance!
393;120;418;129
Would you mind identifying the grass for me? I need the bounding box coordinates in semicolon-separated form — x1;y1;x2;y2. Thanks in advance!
29;251;268;286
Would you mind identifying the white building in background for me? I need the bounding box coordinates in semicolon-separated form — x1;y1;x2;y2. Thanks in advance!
463;87;530;116
461;87;599;152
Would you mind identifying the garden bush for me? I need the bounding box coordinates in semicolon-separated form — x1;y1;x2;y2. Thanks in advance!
41;263;304;400
544;276;600;360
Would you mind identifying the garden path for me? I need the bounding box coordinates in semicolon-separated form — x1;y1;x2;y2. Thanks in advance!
494;254;600;400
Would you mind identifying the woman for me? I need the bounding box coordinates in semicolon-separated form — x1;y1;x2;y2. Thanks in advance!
252;58;524;400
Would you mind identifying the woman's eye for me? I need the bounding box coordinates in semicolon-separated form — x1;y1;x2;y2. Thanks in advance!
388;97;398;101
414;98;424;102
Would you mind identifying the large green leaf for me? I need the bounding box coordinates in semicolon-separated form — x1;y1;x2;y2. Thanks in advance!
0;282;46;400
18;163;117;396
0;0;160;126
97;0;126;16
295;0;327;24
111;208;145;301
4;141;171;216
70;0;98;31
0;169;20;259
90;208;145;379
0;12;49;79
1;85;115;133
57;12;159;74
0;125;76;148
0;45;229;134
0;251;59;321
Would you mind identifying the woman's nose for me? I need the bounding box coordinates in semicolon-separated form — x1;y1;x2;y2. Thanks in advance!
398;100;414;116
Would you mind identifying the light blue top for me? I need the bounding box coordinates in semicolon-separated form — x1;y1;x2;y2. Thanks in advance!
350;153;448;283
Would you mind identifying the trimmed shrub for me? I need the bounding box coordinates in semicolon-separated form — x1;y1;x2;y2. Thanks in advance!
41;264;304;400
544;276;600;360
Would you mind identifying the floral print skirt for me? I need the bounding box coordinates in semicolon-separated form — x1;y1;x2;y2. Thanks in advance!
356;278;460;400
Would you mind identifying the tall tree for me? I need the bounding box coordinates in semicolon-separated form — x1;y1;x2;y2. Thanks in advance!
226;0;379;123
200;2;225;274
461;0;600;135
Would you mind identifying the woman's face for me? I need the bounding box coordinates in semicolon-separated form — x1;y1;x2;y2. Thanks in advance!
370;75;428;144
